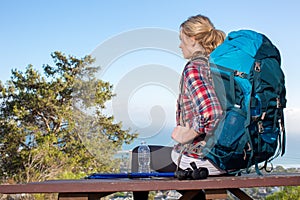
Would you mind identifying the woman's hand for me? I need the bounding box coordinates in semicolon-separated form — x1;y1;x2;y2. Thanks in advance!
171;123;198;144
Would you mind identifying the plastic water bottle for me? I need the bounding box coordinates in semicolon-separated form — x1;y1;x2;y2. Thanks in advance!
138;141;151;173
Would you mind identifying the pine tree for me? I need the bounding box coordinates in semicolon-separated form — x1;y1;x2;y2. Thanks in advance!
0;52;137;183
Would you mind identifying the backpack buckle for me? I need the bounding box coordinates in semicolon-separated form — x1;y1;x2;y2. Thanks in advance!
254;62;261;72
234;70;247;78
276;97;282;108
257;121;264;133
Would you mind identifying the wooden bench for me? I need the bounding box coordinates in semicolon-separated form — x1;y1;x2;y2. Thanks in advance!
1;173;300;200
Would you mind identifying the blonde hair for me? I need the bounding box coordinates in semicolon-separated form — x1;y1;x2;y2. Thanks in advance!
180;14;226;55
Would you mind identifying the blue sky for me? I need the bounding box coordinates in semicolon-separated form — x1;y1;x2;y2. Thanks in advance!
1;0;300;167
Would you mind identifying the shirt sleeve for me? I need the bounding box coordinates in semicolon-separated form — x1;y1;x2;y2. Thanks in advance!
183;60;223;135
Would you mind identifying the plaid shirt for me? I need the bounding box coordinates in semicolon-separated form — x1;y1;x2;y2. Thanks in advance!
174;56;223;158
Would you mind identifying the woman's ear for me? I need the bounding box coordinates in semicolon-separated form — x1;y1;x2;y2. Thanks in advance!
190;36;197;46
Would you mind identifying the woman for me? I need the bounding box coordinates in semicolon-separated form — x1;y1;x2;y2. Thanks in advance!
171;14;226;175
132;14;226;199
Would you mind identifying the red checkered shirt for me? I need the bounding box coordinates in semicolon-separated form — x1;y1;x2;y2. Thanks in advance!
174;56;223;158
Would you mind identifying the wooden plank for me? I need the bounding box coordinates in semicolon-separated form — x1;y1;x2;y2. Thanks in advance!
0;173;299;194
205;189;228;200
179;190;205;200
58;193;107;200
228;188;253;200
179;189;228;200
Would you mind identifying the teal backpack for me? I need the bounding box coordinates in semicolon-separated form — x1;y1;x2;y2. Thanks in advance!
204;30;286;175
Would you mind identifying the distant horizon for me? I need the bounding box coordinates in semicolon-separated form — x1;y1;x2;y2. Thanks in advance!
120;128;300;168
115;149;300;170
